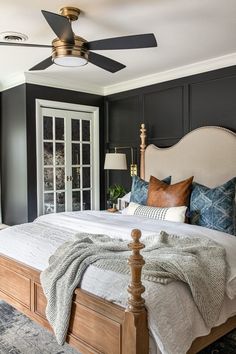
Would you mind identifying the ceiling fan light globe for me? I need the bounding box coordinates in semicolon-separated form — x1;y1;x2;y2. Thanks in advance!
53;55;87;67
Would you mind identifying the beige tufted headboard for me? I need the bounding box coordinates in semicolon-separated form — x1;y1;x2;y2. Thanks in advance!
140;125;236;187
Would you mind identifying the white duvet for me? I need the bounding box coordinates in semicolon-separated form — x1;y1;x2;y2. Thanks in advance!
1;211;236;354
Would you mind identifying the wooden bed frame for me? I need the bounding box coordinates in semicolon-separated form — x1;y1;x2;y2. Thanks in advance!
0;123;236;354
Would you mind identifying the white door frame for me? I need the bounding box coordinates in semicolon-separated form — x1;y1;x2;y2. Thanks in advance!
35;99;100;216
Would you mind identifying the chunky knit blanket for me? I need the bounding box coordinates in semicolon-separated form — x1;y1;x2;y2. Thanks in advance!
40;231;227;345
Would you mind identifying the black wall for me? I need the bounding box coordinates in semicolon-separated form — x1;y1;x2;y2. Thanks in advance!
105;65;236;191
1;85;28;225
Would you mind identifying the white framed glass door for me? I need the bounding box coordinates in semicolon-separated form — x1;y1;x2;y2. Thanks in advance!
36;105;99;215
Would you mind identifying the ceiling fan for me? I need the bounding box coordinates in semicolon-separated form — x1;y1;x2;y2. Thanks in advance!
0;6;157;73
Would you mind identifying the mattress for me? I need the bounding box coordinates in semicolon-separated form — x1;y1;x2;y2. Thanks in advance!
0;210;236;354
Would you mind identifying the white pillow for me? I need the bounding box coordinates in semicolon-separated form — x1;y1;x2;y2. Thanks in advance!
120;192;131;202
125;202;187;223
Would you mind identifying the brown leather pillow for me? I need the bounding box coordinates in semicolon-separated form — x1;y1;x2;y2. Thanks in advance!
147;175;194;208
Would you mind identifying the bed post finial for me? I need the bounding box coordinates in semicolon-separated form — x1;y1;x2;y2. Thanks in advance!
140;123;147;179
127;229;146;313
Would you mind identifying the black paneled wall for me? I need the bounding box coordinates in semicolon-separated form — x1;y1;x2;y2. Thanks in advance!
105;65;236;191
1;65;236;224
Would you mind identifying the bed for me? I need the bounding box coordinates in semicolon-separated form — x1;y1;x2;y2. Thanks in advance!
0;124;235;354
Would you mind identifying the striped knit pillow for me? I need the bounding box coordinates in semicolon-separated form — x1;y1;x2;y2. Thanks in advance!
126;202;187;223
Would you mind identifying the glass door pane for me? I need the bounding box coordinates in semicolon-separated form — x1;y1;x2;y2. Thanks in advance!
83;190;91;210
55;117;64;140
82;120;90;141
72;191;81;211
44;116;53;140
56;192;65;213
55;143;65;165
44;142;53;165
44;168;54;191
44;193;54;214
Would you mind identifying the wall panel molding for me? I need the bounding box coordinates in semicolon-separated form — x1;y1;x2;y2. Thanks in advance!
105;64;236;191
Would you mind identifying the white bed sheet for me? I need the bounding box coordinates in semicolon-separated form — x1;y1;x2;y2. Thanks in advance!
1;211;236;354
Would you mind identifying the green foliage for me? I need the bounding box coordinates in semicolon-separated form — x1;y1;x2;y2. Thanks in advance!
107;184;126;204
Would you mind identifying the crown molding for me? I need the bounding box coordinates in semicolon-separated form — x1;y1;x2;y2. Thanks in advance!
0;72;25;92
1;52;236;95
0;71;105;95
104;52;236;95
24;72;105;95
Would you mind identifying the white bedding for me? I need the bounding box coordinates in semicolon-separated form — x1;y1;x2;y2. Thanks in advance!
1;211;236;354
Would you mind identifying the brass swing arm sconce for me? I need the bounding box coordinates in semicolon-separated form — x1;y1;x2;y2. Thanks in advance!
104;146;137;176
114;146;138;176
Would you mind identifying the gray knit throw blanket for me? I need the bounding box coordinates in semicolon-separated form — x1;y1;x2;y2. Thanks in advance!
40;231;228;345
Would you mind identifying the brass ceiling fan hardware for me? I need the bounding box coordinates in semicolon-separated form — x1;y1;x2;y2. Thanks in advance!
59;7;81;22
0;6;157;73
52;35;87;50
52;36;88;67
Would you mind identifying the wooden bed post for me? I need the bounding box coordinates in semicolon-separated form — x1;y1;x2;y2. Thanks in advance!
122;229;149;354
140;124;147;180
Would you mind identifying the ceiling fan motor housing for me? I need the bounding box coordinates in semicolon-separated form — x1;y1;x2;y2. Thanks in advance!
52;36;88;66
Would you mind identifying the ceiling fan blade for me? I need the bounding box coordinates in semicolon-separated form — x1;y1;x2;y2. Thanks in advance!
86;33;157;50
29;56;53;71
88;52;125;73
41;10;74;44
0;41;52;48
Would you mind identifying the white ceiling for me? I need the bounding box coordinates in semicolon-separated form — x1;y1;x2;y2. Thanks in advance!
0;0;236;94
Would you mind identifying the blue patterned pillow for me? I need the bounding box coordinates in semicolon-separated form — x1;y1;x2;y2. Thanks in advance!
190;178;236;235
130;175;171;205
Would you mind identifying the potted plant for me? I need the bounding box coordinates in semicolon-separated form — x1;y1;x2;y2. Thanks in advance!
107;184;126;211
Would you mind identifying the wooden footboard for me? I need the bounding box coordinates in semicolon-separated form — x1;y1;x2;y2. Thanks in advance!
0;228;236;354
0;229;149;354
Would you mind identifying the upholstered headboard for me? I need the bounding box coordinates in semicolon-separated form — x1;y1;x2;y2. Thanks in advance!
141;126;236;187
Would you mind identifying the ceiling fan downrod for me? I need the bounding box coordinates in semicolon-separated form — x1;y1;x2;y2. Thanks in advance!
59;7;81;22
